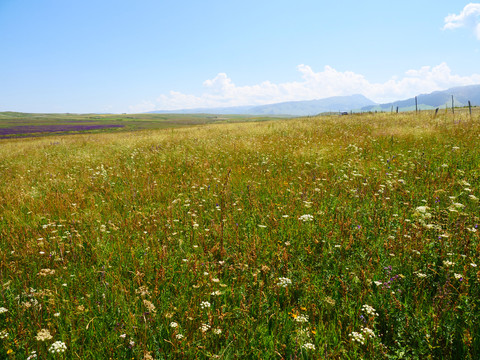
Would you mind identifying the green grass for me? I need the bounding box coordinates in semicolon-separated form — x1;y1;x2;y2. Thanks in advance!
1;109;480;359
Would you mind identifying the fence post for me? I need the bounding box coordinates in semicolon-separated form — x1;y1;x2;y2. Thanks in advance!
469;100;472;118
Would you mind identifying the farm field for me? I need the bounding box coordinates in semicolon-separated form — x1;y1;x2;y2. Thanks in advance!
1;110;480;359
0;112;286;139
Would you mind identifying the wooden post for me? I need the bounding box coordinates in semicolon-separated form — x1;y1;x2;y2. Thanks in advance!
469;100;472;118
451;95;454;114
434;108;439;118
415;96;418;114
396;106;399;113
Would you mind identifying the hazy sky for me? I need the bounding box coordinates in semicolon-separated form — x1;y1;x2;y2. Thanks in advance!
1;1;480;113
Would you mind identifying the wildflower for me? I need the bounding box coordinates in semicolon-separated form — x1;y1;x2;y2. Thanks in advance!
350;331;365;345
211;278;220;283
48;341;67;353
0;307;7;314
302;343;316;350
37;268;55;276
135;286;150;297
277;277;292;287
211;290;222;296
295;314;309;323
373;281;383;286
213;328;222;335
469;195;479;202
26;351;37;360
35;329;53;341
415;272;427;278
143;299;156;313
443;260;455;267
361;327;375;338
175;333;184;339
54;312;60;317
471;263;477;267
200;301;211;309
0;330;8;339
200;323;211;332
129;340;135;347
361;304;378;317
454;273;463;280
170;322;178;328
298;214;314;222
119;334;126;338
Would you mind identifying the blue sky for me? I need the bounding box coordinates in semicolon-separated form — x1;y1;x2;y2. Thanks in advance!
1;1;480;113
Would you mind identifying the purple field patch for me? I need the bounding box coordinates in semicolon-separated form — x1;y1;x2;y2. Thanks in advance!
0;124;124;137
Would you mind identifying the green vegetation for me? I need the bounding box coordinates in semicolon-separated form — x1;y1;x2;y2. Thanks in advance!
1;109;480;359
0;112;287;138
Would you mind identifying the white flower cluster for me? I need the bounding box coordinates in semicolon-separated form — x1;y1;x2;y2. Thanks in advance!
26;351;37;360
49;341;67;354
0;330;8;339
298;214;314;222
170;322;178;328
295;314;309;323
35;329;53;341
200;323;211;333
175;333;184;340
277;277;292;287
443;260;455;267
415;271;427;278
361;304;378;317
350;331;365;344
200;301;211;309
302;342;315;350
0;307;7;314
361;327;375;338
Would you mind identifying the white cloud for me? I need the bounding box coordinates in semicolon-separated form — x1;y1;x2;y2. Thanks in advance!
129;63;480;112
444;3;480;39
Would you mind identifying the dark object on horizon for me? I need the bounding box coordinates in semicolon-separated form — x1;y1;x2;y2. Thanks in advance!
452;95;454;114
469;100;472;117
340;112;348;116
434;108;439;118
415;96;418;113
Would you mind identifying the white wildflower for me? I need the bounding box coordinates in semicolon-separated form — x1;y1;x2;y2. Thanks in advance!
361;327;375;338
48;341;67;353
200;301;211;309
302;342;316;350
276;277;292;287
295;314;309;323
200;323;211;332
361;304;378;317
350;331;365;345
35;328;53;341
298;214;314;222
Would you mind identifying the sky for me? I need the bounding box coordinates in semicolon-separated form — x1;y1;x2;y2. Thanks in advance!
1;0;480;113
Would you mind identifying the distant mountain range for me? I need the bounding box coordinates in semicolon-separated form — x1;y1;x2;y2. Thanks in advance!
149;94;375;116
148;84;480;116
362;84;480;112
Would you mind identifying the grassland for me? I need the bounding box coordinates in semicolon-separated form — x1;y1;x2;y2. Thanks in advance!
1;109;480;359
0;112;286;139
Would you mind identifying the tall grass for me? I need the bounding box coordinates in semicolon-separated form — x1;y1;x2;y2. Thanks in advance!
1;110;480;359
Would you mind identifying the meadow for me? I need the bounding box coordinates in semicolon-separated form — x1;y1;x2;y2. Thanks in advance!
0;109;480;359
